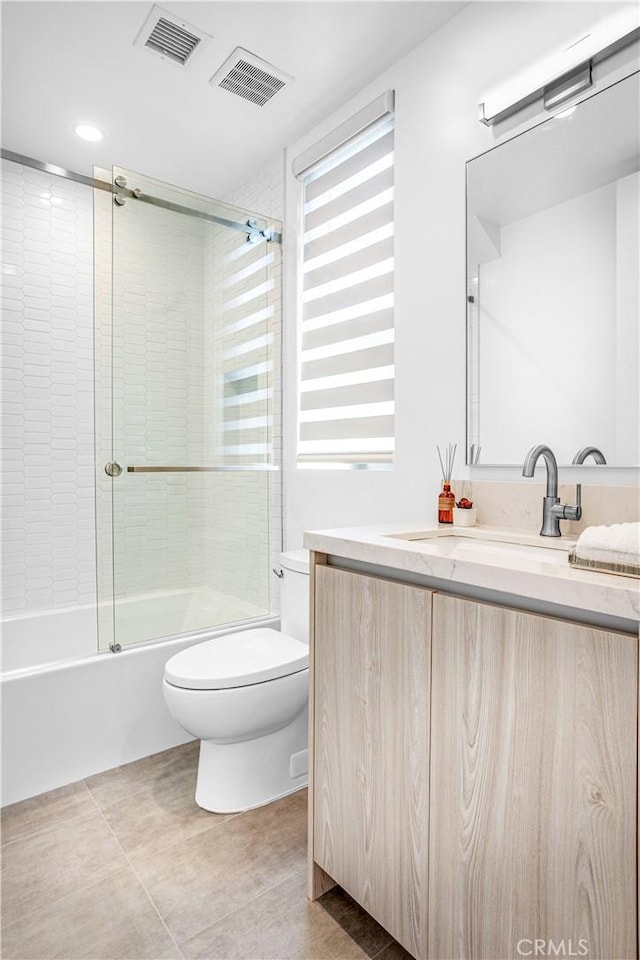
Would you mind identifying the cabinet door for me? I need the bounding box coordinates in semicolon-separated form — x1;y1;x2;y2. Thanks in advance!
313;565;431;958
429;594;637;960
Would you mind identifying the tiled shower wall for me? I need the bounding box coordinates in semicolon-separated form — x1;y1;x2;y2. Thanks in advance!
97;175;281;629
1;160;96;616
2;155;284;633
227;154;284;222
227;153;285;595
95;181;210;613
200;218;276;614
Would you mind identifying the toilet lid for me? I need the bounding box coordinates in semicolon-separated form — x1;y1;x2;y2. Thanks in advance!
164;628;309;690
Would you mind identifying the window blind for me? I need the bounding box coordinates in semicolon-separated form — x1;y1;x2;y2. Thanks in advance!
296;107;395;467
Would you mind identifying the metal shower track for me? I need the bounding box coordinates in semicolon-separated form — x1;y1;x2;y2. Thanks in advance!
1;149;281;243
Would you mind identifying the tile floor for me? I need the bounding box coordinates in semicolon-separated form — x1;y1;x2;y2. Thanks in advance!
1;741;412;960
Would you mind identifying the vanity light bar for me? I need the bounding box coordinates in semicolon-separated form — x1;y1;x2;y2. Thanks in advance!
543;63;593;112
479;8;639;125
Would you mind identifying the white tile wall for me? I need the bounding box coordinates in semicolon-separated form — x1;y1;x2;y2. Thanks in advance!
97;184;209;606
1;156;283;643
226;152;285;594
227;153;284;221
1;160;96;616
96;170;283;640
93;177;114;644
201;219;277;613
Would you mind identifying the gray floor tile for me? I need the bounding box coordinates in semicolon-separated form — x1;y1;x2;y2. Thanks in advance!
1;809;129;926
1;867;181;960
182;869;393;960
1;755;407;960
98;759;231;859
133;789;307;944
85;741;198;808
1;780;96;846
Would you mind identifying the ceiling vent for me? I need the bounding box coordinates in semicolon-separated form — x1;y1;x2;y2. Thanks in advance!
210;48;293;106
134;6;210;67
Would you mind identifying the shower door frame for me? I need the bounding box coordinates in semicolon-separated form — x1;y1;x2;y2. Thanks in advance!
99;164;282;653
0;147;283;660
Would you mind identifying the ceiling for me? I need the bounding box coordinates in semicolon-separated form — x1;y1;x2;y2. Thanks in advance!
1;1;466;202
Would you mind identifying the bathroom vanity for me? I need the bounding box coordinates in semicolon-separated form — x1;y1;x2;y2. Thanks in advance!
304;525;639;960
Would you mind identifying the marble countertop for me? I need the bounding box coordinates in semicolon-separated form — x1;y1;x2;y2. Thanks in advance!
303;523;639;624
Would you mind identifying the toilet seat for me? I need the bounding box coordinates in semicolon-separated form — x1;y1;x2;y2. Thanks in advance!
164;628;308;691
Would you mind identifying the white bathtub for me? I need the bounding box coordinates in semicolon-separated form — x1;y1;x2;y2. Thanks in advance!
1;591;277;806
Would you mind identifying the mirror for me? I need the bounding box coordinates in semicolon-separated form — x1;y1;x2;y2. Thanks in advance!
466;71;639;467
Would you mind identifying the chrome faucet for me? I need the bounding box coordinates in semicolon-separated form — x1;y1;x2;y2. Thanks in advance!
572;446;606;465
569;446;606;529
522;444;582;537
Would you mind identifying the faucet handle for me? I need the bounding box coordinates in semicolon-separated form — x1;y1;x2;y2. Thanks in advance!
551;487;582;522
558;502;582;522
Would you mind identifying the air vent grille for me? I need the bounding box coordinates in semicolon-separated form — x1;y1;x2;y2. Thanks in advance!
219;59;285;106
211;48;292;107
145;17;201;64
134;6;210;68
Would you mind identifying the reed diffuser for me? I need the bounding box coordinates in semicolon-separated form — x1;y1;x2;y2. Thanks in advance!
437;443;457;524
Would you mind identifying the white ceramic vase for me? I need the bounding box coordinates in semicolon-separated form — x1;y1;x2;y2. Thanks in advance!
453;507;477;527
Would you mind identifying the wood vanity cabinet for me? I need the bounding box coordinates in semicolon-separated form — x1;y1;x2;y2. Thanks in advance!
311;563;432;958
429;593;637;960
309;560;638;960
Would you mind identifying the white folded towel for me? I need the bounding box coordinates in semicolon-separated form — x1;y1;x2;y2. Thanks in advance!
574;522;640;567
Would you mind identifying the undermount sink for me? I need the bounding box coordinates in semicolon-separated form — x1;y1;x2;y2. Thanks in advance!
438;536;571;564
383;527;576;565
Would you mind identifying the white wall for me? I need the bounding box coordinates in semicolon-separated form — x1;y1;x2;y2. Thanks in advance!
1;161;96;619
282;1;640;549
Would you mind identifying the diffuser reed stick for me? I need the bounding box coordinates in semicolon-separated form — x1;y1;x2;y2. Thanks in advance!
437;443;457;523
437;443;457;482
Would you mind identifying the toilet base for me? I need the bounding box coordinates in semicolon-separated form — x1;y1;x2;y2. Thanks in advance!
194;707;308;813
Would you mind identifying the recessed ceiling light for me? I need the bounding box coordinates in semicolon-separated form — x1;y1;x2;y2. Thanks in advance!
74;123;104;142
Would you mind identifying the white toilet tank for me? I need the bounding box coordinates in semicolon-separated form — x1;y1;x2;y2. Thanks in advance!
279;549;310;644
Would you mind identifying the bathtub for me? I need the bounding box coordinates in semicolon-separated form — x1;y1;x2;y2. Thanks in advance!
1;590;277;806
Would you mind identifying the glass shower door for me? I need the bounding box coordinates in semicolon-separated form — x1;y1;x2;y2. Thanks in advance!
96;167;279;651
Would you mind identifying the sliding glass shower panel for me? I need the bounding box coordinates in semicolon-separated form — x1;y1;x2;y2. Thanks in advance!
97;167;278;650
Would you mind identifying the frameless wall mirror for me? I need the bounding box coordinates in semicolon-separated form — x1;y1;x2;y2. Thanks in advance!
466;71;639;467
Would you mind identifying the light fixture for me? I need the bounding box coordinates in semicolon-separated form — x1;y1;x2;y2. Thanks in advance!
543;62;592;112
554;105;578;120
74;123;104;142
479;7;639;125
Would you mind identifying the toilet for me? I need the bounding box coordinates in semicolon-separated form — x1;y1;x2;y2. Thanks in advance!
162;549;310;813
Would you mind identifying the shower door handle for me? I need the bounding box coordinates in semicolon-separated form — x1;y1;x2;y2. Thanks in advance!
105;461;123;477
126;465;278;473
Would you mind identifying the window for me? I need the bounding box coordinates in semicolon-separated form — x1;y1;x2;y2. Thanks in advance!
294;93;395;468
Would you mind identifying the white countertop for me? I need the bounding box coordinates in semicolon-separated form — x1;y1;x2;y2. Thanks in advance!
303;523;640;625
